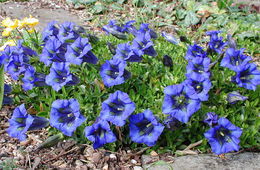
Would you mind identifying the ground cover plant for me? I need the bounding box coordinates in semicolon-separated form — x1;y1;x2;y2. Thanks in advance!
0;3;259;160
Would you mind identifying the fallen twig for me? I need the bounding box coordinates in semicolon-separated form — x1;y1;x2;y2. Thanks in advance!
42;145;82;164
184;140;203;151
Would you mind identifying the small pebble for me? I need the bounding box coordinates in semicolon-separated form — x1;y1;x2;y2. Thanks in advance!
133;166;143;170
150;150;158;157
131;159;137;164
109;153;117;161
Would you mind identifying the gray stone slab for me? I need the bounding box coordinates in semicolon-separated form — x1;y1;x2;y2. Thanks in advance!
0;2;84;32
142;152;260;170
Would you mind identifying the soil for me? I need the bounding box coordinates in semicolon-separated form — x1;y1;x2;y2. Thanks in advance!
0;0;259;169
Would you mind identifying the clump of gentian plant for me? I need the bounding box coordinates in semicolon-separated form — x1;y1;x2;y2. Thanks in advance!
0;16;259;156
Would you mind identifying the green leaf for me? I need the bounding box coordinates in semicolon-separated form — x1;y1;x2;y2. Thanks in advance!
0;64;4;110
92;2;105;14
184;11;200;26
111;3;123;10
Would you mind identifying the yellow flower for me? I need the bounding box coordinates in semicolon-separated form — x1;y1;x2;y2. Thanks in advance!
1;17;18;29
0;40;16;51
2;27;13;37
28;28;35;33
18;19;26;29
24;15;39;27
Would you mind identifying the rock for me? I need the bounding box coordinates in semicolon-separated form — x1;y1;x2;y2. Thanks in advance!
102;163;109;170
75;160;83;167
59;163;67;169
131;159;137;165
150;150;158;157
133;166;143;170
92;152;101;163
142;152;260;170
109;153;117;161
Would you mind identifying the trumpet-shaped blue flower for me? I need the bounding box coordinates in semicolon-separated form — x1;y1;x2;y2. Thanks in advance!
100;90;135;126
113;42;143;62
85;118;117;149
164;115;181;131
161;32;179;45
7;104;49;141
129;109;164;146
50;99;86;136
162;83;201;123
42;20;59;43
220;48;252;71
40;37;66;66
138;23;158;39
186;57;211;82
132;32;157;57
22;65;47;91
185;43;206;61
3;84;13;105
100;58;131;87
227;91;248;104
122;20;138;35
204;112;218;126
204;117;242;155
184;78;211;101
45;62;79;91
65;37;98;65
231;63;260;90
102;20;127;39
7;54;28;80
227;34;237;49
163;55;173;68
206;30;228;54
57;21;79;43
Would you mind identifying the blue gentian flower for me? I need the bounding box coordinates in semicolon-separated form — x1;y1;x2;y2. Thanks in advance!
163;55;173;68
100;90;135;126
129;109;164;146
161;32;179;45
227;34;237;49
103;20;124;34
65;37;98;65
100;58;131;87
231;63;260;91
102;20;127;39
3;84;14;105
186;57;211;82
184;78;211;101
85;118;117;149
123;20;138;35
50;99;86;136
42;20;59;43
164;115;181;131
185;43;206;61
206;30;228;54
138;23;158;39
7;54;28;80
162;82;201;123
220;48;252;71
113;42;143;62
204;117;243;155
7;104;48;141
45;62;79;91
204;112;218;126
22;65;47;91
132;32;157;57
40;37;66;66
107;41;116;55
57;21;79;43
227;91;248;104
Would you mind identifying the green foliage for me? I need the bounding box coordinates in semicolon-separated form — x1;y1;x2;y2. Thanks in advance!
0;159;17;170
0;65;4;109
1;0;259;154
